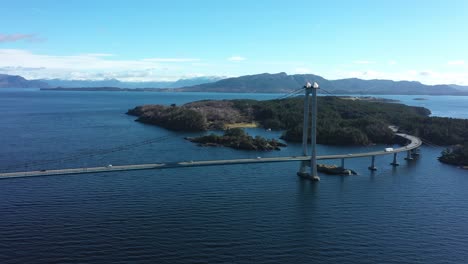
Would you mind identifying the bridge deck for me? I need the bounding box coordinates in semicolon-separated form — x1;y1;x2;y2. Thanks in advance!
0;133;421;180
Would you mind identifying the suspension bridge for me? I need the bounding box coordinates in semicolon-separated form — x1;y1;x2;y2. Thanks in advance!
0;83;422;180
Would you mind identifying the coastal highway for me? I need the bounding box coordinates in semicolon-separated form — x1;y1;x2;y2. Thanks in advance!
0;133;421;180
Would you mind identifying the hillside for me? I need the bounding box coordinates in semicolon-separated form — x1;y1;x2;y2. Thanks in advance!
0;74;49;88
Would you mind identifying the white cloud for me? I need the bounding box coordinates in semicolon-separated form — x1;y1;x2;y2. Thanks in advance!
447;60;465;65
353;60;375;64
79;53;115;57
228;56;246;61
143;58;200;62
388;60;397;65
0;49;204;81
0;66;46;71
0;34;41;43
0;49;152;70
2;49;467;85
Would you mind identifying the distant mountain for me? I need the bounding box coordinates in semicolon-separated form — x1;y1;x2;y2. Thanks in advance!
3;72;468;95
328;78;461;95
0;74;49;88
175;72;468;95
41;76;223;89
175;72;328;93
450;84;468;92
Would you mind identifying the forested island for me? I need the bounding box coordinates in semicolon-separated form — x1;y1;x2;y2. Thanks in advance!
186;128;286;151
439;145;468;167
127;96;468;165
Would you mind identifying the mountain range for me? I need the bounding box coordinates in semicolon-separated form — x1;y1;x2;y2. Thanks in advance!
173;72;468;95
0;74;222;89
2;72;468;95
40;76;223;89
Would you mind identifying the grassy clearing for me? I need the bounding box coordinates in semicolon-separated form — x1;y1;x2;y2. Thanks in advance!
224;123;258;129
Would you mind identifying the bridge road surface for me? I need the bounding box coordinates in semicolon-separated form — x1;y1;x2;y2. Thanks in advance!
0;133;421;180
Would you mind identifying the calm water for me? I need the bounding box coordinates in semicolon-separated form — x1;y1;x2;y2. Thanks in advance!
357;94;468;119
0;89;467;264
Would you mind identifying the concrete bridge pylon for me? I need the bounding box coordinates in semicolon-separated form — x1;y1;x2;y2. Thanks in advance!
297;82;320;181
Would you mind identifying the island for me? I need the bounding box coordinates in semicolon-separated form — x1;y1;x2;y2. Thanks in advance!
439;145;468;166
127;96;468;166
186;128;286;151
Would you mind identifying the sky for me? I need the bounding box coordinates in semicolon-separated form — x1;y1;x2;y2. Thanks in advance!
1;0;467;84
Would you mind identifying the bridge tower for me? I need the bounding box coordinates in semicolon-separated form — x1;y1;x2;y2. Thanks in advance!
297;82;320;181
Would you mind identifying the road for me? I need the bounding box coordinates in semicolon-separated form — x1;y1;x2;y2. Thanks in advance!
0;133;421;180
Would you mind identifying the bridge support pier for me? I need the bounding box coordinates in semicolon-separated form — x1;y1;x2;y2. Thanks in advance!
301;86;311;156
298;160;309;175
297;82;320;181
368;156;377;171
391;153;399;166
297;161;321;180
340;158;345;168
404;150;413;161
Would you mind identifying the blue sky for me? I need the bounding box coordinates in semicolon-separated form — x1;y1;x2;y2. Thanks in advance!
1;0;467;84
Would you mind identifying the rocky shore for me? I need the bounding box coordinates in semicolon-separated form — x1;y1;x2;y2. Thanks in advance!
317;164;357;175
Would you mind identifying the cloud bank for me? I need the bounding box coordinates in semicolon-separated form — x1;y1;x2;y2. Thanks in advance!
0;49;467;85
0;49;203;81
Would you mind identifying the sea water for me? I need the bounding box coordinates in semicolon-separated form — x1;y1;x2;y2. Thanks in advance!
0;89;467;263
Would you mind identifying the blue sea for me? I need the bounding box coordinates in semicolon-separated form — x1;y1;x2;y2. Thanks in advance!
0;89;467;263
